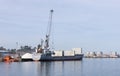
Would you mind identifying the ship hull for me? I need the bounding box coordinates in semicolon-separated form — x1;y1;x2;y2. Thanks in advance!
21;54;83;61
40;54;84;61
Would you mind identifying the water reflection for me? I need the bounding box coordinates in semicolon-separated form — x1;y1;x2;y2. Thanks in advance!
37;61;83;76
1;59;120;76
0;61;83;76
38;62;53;76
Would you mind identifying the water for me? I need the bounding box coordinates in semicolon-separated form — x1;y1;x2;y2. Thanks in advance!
0;58;120;76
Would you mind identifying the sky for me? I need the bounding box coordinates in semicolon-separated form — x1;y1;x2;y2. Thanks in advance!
0;0;120;52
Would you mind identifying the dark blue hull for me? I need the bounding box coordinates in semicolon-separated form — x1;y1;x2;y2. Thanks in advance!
40;54;84;61
21;54;84;61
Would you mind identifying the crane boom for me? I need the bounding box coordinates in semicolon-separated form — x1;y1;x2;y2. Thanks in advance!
47;10;54;36
45;10;54;50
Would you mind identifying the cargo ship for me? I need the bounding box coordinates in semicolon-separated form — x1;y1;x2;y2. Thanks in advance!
21;10;84;61
22;48;84;61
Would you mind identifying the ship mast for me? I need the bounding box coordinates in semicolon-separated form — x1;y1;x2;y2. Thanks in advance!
45;10;54;51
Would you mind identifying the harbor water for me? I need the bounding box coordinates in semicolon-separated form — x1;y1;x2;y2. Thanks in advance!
0;58;120;76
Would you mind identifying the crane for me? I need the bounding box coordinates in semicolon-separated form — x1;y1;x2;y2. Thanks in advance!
44;10;54;51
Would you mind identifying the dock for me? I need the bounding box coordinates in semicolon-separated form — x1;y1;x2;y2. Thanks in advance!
84;51;120;58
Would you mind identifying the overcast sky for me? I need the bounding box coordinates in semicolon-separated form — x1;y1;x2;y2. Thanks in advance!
0;0;120;52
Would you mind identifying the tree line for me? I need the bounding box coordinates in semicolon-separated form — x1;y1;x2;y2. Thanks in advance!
0;45;36;53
